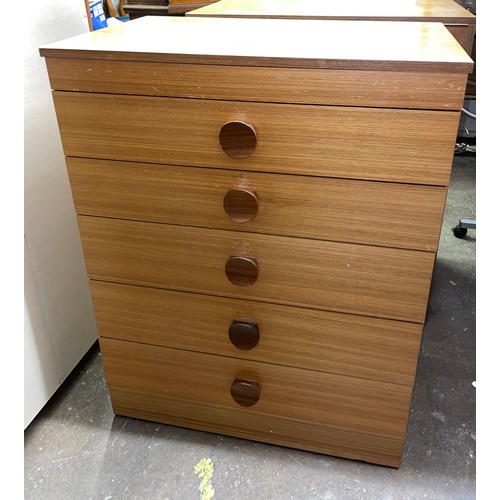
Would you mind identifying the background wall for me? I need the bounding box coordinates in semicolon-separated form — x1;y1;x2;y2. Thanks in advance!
24;0;98;429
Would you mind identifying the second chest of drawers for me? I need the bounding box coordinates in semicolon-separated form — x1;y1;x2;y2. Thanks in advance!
41;16;473;467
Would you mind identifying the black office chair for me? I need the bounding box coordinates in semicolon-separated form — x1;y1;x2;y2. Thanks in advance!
452;104;476;239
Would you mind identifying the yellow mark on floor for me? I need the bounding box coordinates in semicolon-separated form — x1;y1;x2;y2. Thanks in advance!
194;458;215;500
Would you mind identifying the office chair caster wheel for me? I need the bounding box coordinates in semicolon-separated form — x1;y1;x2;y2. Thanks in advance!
452;225;468;238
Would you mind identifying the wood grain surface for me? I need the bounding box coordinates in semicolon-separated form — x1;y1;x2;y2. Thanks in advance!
39;17;473;73
55;93;460;186
230;378;261;407
90;281;423;385
225;256;259;287
67;158;447;251
227;320;260;351
40;10;471;468
446;24;475;53
188;0;476;24
44;58;468;111
223;189;259;224
168;0;218;15
79;217;435;322
109;384;406;466
187;0;476;54
100;337;413;466
219;121;257;159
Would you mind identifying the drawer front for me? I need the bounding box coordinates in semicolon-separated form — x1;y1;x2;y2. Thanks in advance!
68;157;446;251
100;338;413;467
54;92;459;185
79;216;435;322
90;281;422;385
45;58;468;110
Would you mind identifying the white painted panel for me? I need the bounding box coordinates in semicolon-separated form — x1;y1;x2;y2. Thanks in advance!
24;0;98;428
24;241;60;429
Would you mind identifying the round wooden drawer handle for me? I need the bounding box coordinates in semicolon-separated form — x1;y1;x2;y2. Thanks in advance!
219;121;257;159
228;320;260;350
225;256;258;287
231;378;260;407
223;189;258;223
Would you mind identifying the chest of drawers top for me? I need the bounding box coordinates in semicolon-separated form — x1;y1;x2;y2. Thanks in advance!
41;16;472;75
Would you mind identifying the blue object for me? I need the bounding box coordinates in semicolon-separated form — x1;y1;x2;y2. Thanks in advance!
89;0;108;31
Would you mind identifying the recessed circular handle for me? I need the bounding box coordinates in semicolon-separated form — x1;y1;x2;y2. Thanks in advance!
223;189;259;223
231;378;260;407
225;256;258;287
228;320;260;350
219;121;257;159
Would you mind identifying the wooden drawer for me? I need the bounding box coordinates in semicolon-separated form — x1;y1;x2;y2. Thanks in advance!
90;281;422;385
45;58;468;110
100;337;413;467
68;157;446;251
79;216;435;322
54;92;460;185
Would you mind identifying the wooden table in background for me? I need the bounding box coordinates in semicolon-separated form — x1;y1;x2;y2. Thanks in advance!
123;0;217;19
188;0;476;54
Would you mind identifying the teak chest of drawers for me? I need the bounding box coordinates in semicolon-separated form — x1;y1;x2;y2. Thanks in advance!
41;16;473;467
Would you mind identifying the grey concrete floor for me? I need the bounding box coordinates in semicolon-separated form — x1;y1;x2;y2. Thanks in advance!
24;154;476;500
